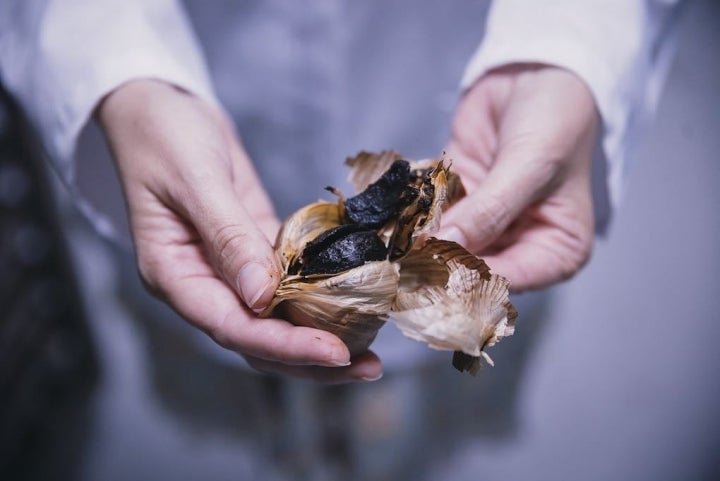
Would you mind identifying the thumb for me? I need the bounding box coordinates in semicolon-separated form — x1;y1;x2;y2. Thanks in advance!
187;183;281;312
437;143;552;253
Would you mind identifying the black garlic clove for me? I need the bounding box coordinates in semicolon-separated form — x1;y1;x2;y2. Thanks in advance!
344;160;416;229
296;224;388;276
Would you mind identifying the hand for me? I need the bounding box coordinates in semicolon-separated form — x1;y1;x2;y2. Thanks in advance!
97;80;382;382
438;64;598;292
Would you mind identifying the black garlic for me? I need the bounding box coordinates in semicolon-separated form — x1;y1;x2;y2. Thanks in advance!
294;224;388;276
344;160;417;229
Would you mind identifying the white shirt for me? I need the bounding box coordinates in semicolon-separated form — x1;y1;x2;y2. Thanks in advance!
0;0;682;368
0;0;681;239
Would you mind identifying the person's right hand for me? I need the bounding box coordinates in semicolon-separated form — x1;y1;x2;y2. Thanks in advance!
97;79;382;383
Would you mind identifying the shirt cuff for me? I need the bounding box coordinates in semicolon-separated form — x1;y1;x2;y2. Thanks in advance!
1;0;215;184
1;0;217;240
459;0;661;216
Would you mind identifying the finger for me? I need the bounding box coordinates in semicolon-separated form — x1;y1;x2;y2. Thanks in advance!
440;67;596;257
446;97;499;182
229;170;281;244
153;265;352;366
181;176;281;312
226;136;282;243
481;222;593;292
437;143;554;254
245;351;384;384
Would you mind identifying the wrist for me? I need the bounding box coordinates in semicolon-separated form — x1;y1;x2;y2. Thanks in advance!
96;78;186;129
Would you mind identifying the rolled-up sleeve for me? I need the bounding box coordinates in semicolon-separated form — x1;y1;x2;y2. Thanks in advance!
0;0;215;190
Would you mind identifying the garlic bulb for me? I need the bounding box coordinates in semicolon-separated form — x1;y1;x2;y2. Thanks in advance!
260;151;517;373
261;201;399;355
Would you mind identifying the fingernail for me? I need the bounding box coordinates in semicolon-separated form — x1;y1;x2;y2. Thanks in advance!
237;262;276;311
359;372;383;382
326;359;352;367
438;226;467;246
323;345;351;367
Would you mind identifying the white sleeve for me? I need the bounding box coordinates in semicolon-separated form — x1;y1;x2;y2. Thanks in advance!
461;0;682;221
0;0;216;237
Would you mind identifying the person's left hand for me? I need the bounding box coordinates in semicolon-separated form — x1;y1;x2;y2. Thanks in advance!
438;64;599;291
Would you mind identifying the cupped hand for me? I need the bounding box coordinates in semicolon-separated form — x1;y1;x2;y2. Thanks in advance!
97;80;382;382
438;64;599;292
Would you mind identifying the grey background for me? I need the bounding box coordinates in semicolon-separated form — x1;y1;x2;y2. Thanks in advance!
51;0;720;480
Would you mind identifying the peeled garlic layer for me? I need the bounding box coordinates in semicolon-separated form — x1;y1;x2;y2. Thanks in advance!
392;239;517;375
262;199;398;355
262;260;399;355
261;151;517;374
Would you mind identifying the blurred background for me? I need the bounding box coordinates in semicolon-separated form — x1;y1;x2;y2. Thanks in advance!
1;0;718;480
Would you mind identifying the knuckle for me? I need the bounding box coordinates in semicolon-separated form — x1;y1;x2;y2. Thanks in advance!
209;326;231;351
256;326;290;361
208;312;235;351
537;144;566;171
136;253;166;298
577;234;594;267
210;224;253;270
468;192;511;243
557;232;593;281
502;259;530;293
518;142;568;190
482;192;511;228
211;319;288;363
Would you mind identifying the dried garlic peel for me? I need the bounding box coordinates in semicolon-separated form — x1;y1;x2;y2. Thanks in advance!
262;151;517;374
275;201;343;271
261;260;399;355
392;238;517;374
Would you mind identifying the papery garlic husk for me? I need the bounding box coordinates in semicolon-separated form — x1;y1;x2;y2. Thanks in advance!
274;201;344;272
392;238;517;374
263;151;516;372
347;152;516;373
261;199;400;355
261;261;399;355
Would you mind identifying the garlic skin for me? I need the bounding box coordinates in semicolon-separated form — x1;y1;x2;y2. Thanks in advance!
392;238;517;374
262;261;399;356
274;201;344;273
261;199;399;355
261;151;516;373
